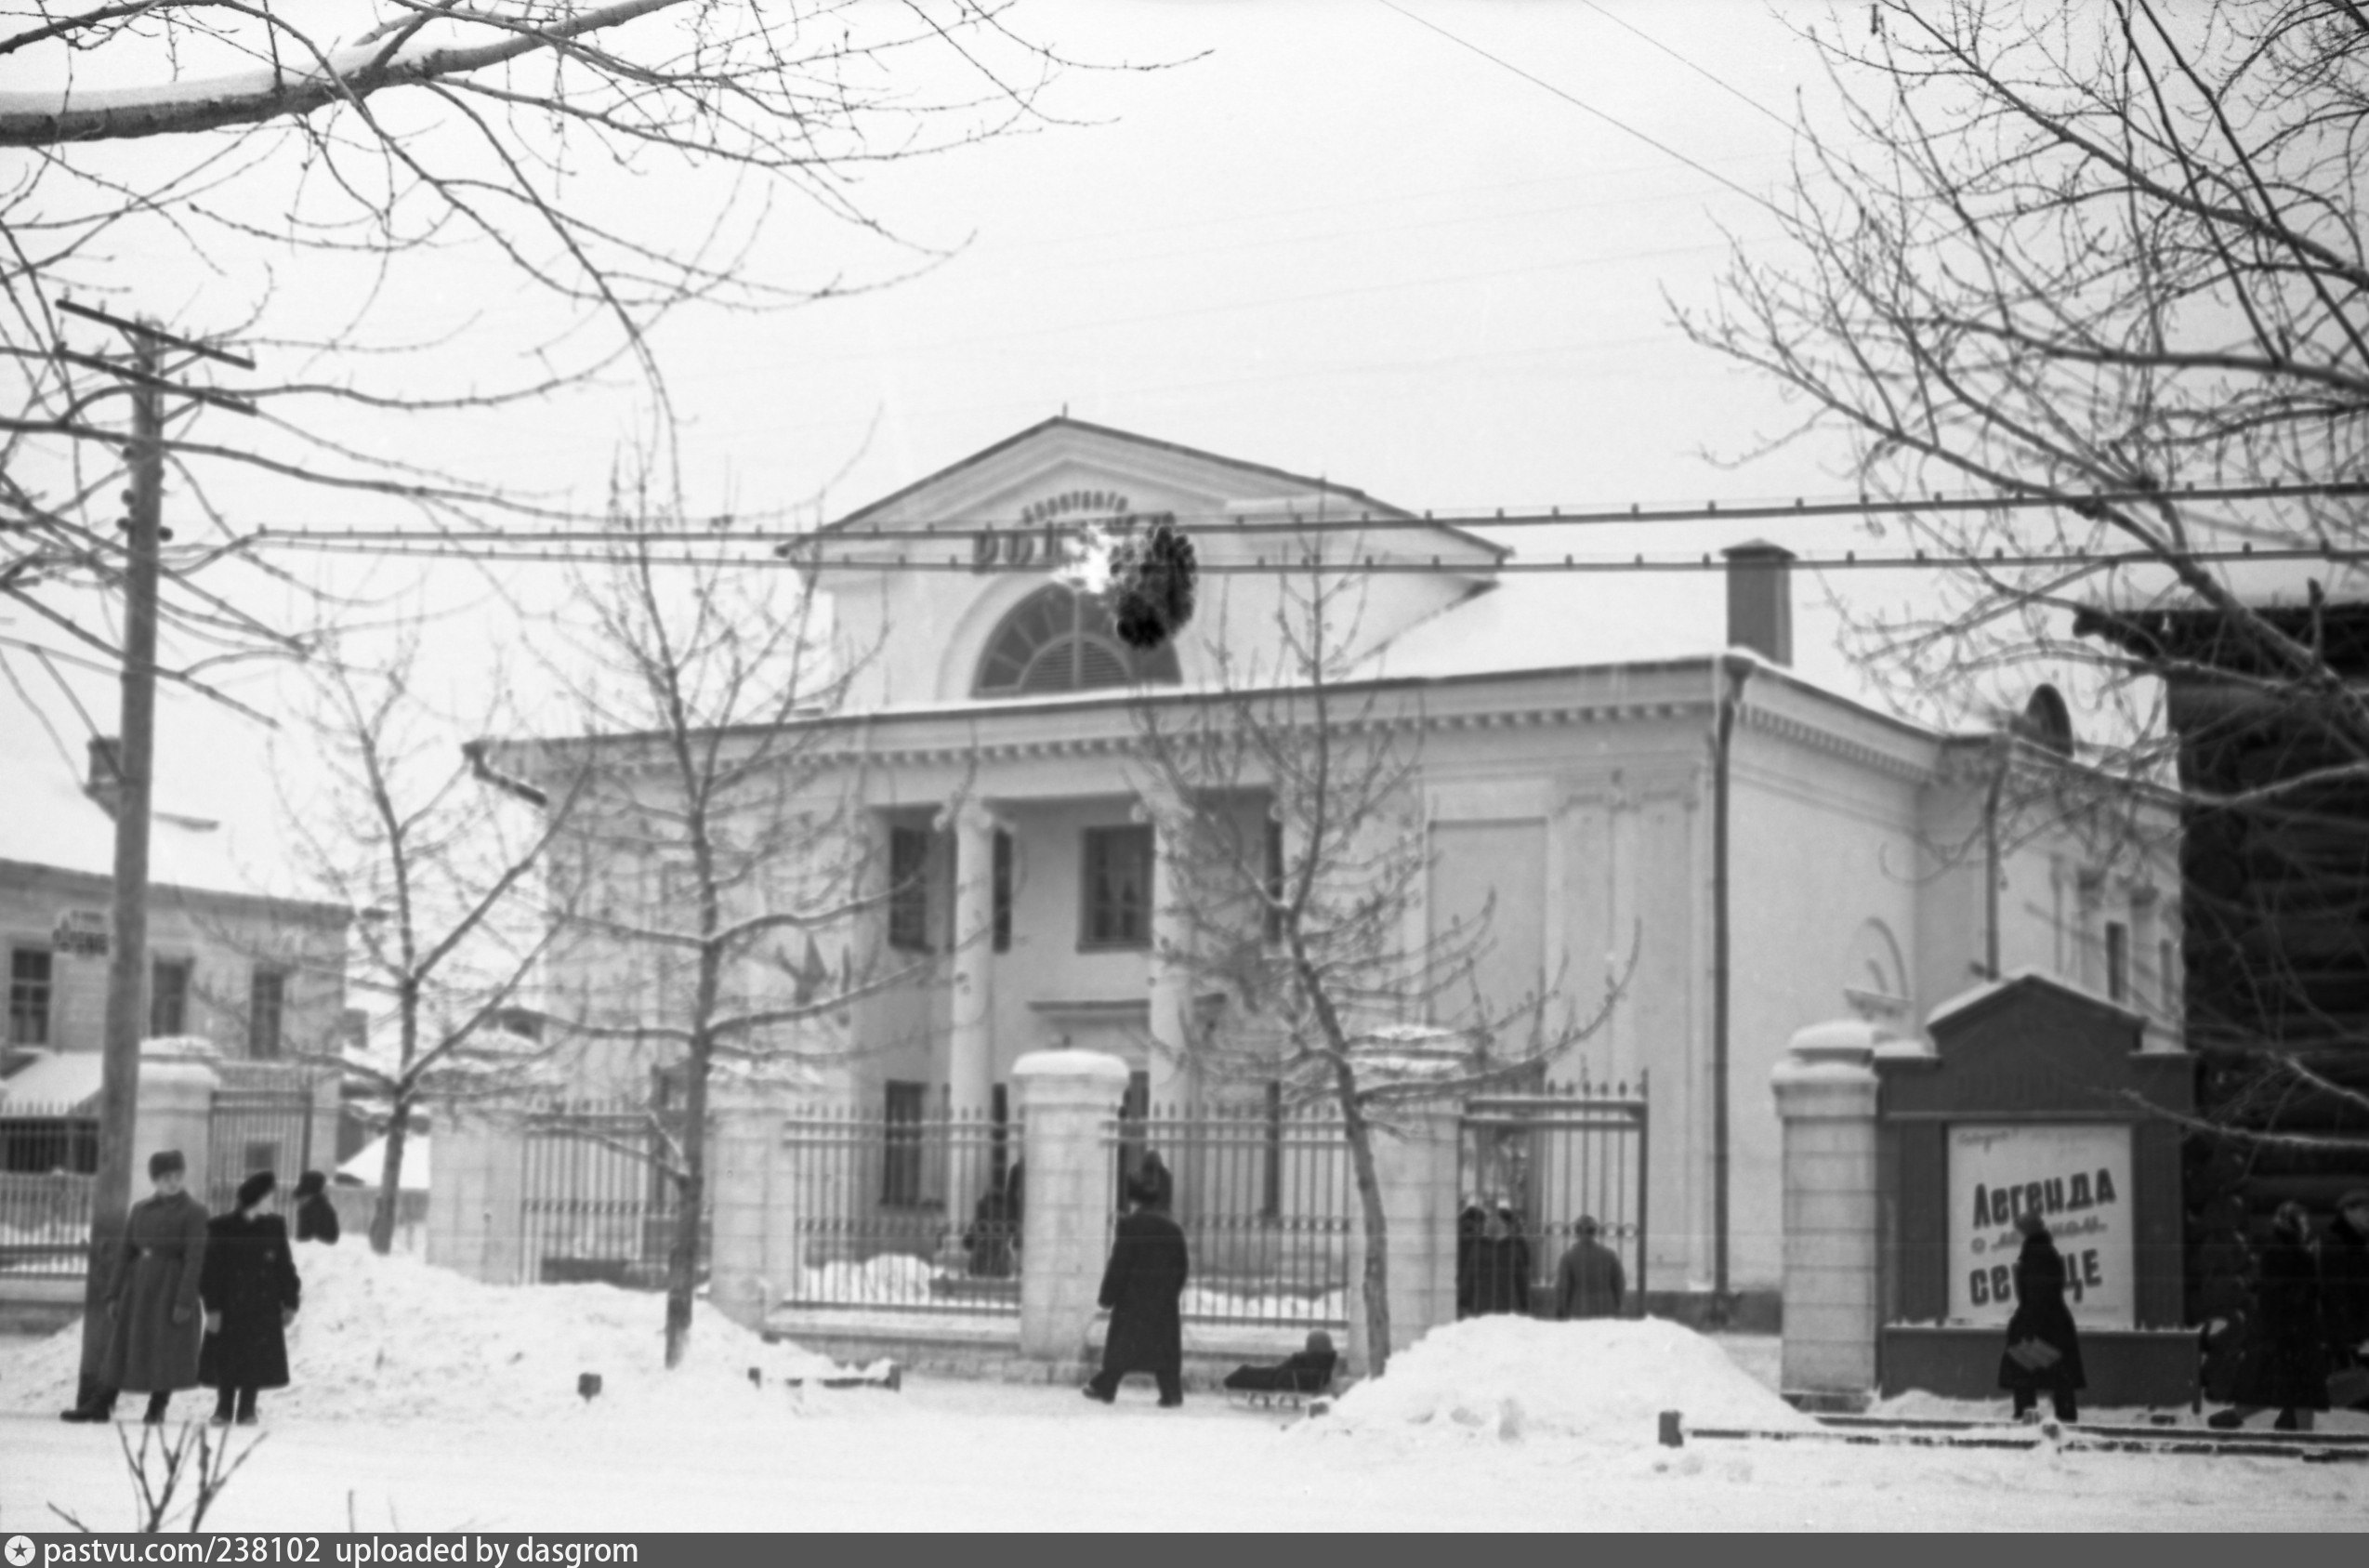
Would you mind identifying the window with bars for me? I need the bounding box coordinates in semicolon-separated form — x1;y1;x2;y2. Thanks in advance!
248;968;286;1059
888;826;933;953
8;949;51;1046
150;958;191;1037
972;586;1182;696
1081;825;1153;949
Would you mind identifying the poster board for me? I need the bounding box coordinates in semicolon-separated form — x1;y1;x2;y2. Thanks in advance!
1945;1123;2135;1329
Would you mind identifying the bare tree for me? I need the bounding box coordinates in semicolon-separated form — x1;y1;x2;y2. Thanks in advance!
1128;552;1624;1375
0;1;1131;679
1680;0;2369;1324
499;468;919;1367
260;623;581;1253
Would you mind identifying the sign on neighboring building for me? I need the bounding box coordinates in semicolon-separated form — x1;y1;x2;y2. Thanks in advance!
1946;1122;2135;1329
52;908;108;958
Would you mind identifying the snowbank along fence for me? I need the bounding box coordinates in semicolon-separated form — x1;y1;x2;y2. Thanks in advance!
1106;1100;1354;1328
771;1101;1020;1315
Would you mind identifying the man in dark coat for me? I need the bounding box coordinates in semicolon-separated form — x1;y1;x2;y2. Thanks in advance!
1454;1204;1486;1318
1997;1210;2085;1423
2212;1202;2329;1431
291;1170;340;1245
1554;1216;1625;1320
200;1171;302;1426
1084;1170;1190;1406
1470;1206;1533;1316
63;1150;210;1425
2326;1190;2369;1410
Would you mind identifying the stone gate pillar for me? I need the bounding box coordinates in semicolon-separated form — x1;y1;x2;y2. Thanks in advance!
1770;1019;1884;1400
426;1102;528;1285
1012;1048;1128;1362
1343;1094;1461;1377
707;1083;791;1331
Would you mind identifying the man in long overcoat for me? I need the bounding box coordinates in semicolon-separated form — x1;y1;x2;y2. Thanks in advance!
64;1150;210;1425
1554;1216;1626;1320
1997;1210;2085;1423
201;1170;302;1425
1084;1170;1190;1406
2213;1201;2330;1431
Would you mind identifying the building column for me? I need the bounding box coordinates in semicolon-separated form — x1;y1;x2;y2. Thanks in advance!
941;798;999;1120
1770;1019;1884;1400
1143;800;1192;1112
1013;1048;1129;1362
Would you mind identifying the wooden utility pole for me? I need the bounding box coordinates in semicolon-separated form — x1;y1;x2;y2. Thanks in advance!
55;303;251;1415
71;332;162;1409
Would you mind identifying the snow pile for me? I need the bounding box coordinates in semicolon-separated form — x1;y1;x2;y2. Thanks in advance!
0;1242;862;1424
1323;1316;1816;1444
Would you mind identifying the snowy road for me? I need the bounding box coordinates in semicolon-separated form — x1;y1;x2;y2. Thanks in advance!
2;1377;2364;1533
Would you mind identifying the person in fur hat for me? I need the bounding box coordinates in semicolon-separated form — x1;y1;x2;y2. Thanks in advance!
1996;1209;2085;1423
291;1169;341;1245
1084;1166;1190;1407
200;1171;302;1426
62;1150;210;1425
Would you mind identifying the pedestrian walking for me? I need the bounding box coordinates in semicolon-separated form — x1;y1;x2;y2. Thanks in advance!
200;1171;302;1426
2212;1202;2329;1431
2325;1189;2369;1411
1997;1210;2085;1423
1554;1216;1626;1320
292;1170;340;1245
61;1150;210;1425
1084;1168;1190;1407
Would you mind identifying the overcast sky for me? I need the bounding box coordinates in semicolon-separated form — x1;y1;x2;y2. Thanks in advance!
10;0;1960;880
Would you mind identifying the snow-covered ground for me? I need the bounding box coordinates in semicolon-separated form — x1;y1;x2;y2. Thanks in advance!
1;1246;2363;1532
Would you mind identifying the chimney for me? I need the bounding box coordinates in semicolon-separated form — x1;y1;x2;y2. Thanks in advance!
1722;541;1795;666
85;736;125;817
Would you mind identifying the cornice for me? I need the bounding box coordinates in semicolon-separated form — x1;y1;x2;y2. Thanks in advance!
1738;703;1937;784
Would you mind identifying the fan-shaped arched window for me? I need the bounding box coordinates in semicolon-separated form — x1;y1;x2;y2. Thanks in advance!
972;586;1181;696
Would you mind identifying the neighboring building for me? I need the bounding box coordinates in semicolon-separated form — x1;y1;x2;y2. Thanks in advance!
498;417;2179;1318
0;688;348;1177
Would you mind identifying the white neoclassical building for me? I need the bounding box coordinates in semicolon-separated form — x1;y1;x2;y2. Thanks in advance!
513;416;2178;1320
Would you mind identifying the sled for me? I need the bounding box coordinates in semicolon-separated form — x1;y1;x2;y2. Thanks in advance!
1224;1385;1333;1414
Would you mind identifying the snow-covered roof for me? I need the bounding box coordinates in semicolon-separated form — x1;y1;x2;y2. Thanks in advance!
340;1133;429;1190
0;1050;103;1111
1923;967;2147;1034
0;655;300;898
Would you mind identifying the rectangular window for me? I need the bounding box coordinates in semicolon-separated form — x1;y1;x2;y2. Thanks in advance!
1081;825;1153;949
150;958;191;1037
2105;921;2128;1004
881;1080;927;1206
993;830;1013;954
8;948;51;1047
248;968;286;1059
888;826;933;953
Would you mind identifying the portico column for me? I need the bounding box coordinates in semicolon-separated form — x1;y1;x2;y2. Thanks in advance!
1142;797;1192;1112
941;797;999;1120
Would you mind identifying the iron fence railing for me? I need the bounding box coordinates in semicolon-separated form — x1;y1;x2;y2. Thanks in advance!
774;1104;1020;1315
519;1100;709;1289
2;1100;99;1277
1107;1100;1353;1329
1461;1074;1650;1317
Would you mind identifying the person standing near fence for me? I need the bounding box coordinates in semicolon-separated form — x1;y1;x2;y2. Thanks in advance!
2212;1201;2330;1431
61;1150;209;1425
201;1171;301;1426
1554;1216;1625;1320
2326;1190;2369;1412
292;1169;340;1245
1084;1166;1190;1407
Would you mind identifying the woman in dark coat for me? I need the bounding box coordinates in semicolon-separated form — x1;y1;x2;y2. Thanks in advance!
91;1150;210;1425
1084;1171;1190;1406
1997;1210;2085;1422
2212;1202;2329;1431
291;1170;340;1245
200;1171;302;1426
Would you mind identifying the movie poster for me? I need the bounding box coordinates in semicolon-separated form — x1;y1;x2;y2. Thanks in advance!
1946;1123;2135;1329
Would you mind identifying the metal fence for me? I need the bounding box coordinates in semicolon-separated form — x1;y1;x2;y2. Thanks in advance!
1461;1074;1650;1317
2;1100;98;1277
774;1104;1020;1315
520;1101;707;1289
206;1083;317;1214
1108;1100;1353;1328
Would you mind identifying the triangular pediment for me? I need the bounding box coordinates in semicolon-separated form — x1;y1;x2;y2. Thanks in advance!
1885;970;2169;1119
